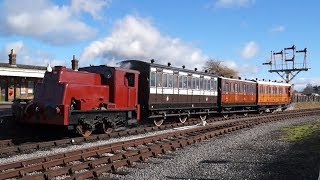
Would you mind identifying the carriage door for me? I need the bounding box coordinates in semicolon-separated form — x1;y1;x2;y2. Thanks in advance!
125;72;137;108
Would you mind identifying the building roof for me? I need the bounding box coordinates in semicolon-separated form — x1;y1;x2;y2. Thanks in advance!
0;62;46;78
0;63;46;70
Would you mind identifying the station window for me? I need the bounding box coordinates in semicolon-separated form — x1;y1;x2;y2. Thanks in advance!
150;71;156;87
27;80;34;95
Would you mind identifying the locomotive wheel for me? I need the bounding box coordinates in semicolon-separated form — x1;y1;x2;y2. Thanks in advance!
223;114;229;119
76;125;92;137
178;116;188;123
99;123;113;134
154;118;164;127
200;115;207;121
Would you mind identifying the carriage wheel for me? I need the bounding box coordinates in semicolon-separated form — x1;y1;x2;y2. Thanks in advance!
178;116;188;124
223;114;229;119
76;124;92;137
259;110;264;114
99;123;113;134
200;115;207;121
154;118;164;127
243;113;248;117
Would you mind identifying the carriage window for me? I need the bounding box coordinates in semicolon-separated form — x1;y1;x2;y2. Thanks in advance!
207;79;211;91
156;72;162;87
243;84;246;93
203;79;207;90
234;83;238;92
150;71;156;87
192;77;196;89
167;74;173;87
173;74;178;88
239;83;242;93
179;76;183;88
225;83;229;92
162;74;168;87
231;83;234;92
200;78;204;90
279;87;282;94
184;76;188;89
187;76;192;89
210;79;216;90
195;78;200;90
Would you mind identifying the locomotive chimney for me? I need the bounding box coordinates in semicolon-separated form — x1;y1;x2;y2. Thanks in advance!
71;55;79;71
8;49;16;66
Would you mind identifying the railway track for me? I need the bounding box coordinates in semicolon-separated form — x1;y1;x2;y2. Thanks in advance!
0;109;318;156
0;109;319;179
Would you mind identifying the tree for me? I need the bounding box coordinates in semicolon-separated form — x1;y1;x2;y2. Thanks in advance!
302;83;313;95
203;59;238;77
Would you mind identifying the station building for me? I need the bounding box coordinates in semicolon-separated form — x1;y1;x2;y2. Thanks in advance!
0;49;46;102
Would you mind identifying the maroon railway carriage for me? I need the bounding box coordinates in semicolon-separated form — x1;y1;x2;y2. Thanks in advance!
218;77;257;117
13;65;140;136
120;60;219;126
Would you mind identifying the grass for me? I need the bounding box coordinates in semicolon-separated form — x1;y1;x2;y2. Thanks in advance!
294;102;320;110
280;120;320;142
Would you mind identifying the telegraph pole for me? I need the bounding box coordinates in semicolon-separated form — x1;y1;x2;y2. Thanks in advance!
262;45;309;83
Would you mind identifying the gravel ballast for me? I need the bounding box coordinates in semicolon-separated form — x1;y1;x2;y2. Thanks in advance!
104;115;320;180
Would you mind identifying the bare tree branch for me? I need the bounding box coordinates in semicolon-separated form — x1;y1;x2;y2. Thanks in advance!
203;58;238;77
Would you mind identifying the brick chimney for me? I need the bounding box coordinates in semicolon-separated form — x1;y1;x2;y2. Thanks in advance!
71;55;78;71
8;49;16;66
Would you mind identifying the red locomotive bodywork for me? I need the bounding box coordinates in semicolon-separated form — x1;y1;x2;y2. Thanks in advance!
15;65;140;131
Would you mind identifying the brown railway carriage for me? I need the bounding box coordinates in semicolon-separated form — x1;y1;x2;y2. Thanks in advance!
218;77;257;116
257;80;291;111
120;60;218;125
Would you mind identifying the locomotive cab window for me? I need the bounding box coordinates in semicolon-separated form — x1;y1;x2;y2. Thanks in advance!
125;73;135;87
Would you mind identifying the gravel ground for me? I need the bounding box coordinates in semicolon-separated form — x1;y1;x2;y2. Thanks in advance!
102;115;320;180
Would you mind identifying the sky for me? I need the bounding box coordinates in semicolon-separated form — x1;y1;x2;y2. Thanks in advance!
0;0;319;91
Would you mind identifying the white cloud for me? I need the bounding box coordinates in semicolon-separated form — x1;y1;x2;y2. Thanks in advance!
0;0;109;45
241;41;258;59
270;25;285;33
221;60;258;75
0;41;65;66
71;0;110;19
214;0;255;8
81;15;209;69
